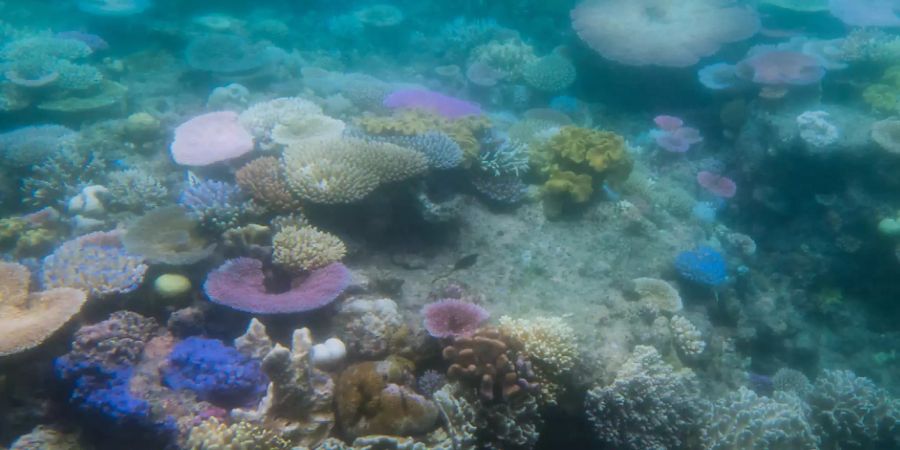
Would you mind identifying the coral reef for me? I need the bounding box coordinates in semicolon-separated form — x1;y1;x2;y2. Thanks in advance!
442;328;538;402
272;225;347;273
422;299;490;338
41;231;148;299
162;337;267;408
236;157;303;212
122;206;215;265
702;387;819;449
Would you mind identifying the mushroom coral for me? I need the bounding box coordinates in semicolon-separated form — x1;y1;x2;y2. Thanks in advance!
0;262;87;356
571;0;759;67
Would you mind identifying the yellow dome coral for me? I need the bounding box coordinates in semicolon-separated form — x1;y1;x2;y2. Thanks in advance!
543;168;593;203
272;225;346;273
282;137;427;204
546;126;629;173
0;262;87;356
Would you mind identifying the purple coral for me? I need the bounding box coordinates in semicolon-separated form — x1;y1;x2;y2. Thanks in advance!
651;115;702;153
383;89;482;119
41;231;148;298
162;337;266;408
203;257;350;314
735;50;825;86
421;299;489;338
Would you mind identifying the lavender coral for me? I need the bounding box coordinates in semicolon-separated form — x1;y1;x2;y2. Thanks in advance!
179;179;258;231
42;231;148;298
422;299;490;338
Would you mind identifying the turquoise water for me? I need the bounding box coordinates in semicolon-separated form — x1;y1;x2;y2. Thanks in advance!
0;0;898;449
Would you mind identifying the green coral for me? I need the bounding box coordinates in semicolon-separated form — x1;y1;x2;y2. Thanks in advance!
531;126;632;217
862;66;900;114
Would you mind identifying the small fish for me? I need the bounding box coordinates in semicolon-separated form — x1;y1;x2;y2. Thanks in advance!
431;253;479;283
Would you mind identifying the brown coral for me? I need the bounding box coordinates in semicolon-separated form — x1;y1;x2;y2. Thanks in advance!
236;157;304;212
442;327;538;402
0;262;87;356
335;357;439;439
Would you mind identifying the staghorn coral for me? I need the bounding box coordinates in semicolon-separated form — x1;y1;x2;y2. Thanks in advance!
442;327;538;402
585;345;704;450
807;370;900;449
180;179;261;232
0;262;87;356
122;206;215;265
105;169;168;213
42;231;148;299
335;358;439;439
282;137;427;204
702;387;818;449
498;315;577;404
272;225;346;273
232;322;335;448
236;157;303;212
186;417;290;450
22;148;106;208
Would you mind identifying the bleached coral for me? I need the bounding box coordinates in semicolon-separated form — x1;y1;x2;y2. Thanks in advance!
238;97;324;150
702;387;819;449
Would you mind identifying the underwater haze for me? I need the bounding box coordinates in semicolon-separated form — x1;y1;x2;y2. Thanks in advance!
1;0;900;448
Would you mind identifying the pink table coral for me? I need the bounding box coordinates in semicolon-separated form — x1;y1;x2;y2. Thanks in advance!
170;111;254;166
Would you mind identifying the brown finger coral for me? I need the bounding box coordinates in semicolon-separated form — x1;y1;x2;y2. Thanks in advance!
0;262;87;356
272;225;346;273
236;157;303;212
442;327;538;402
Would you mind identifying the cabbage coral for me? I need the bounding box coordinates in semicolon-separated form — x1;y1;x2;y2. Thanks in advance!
571;0;759;67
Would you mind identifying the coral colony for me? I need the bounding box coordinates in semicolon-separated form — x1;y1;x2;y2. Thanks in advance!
1;1;900;450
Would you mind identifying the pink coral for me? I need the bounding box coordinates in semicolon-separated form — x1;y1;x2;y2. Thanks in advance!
203;257;349;314
697;171;736;198
735;51;824;86
571;0;759;67
170;111;254;166
421;299;489;338
383;89;482;119
652;116;702;153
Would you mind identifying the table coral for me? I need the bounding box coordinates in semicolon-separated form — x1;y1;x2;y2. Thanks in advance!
122;206;215;265
0;262;87;356
282;137;427;204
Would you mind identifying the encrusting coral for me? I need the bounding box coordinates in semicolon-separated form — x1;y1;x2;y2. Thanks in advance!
0;262;87;356
272;224;347;273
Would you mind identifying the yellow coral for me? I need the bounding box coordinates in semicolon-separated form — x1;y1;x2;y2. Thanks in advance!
0;262;87;356
236;157;303;212
272;225;346;272
549;126;628;172
543;168;592;203
499;315;578;404
357;111;491;164
186;417;290;450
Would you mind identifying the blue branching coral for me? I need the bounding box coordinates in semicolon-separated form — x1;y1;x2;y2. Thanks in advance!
179;178;259;231
675;245;727;287
162;337;267;408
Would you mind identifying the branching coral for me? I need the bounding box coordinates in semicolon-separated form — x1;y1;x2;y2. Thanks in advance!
669;315;706;359
585;345;704;450
807;370;900;449
22;148;106;207
702;387;819;449
272;225;346;273
357;111;491;163
186;417;291;450
105;169;169;213
0;124;77;168
498;316;577;404
42;231;148;299
0;262;87;356
282;137;427;204
236;157;303;212
442;327;539;402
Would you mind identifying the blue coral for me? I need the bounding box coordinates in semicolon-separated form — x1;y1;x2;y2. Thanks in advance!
675;246;727;286
162;337;266;408
179;178;253;231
